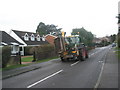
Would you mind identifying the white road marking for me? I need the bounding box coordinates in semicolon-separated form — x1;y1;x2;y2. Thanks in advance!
91;53;95;56
89;55;91;57
71;61;79;66
98;61;103;63
27;70;63;88
94;55;106;89
89;50;101;57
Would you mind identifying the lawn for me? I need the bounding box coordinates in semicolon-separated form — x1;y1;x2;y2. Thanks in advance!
36;56;59;63
21;56;33;62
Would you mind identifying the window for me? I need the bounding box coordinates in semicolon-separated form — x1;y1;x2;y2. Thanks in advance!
42;37;45;41
11;45;19;54
36;35;40;41
31;34;35;41
41;35;45;41
24;33;29;41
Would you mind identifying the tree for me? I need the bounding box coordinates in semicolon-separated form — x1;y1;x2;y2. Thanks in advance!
36;22;62;36
110;34;116;43
36;22;47;36
71;27;94;46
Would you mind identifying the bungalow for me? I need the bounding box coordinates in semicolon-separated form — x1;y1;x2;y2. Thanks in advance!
0;31;23;55
9;30;48;55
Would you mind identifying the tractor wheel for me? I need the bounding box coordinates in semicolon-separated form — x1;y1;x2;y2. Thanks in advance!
81;56;85;61
61;57;66;62
85;54;89;58
79;54;85;61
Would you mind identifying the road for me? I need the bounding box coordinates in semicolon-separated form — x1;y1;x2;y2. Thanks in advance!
2;45;118;88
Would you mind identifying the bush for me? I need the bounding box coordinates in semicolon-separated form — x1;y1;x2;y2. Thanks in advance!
0;47;2;68
31;44;57;60
24;46;33;56
2;46;11;68
118;34;120;48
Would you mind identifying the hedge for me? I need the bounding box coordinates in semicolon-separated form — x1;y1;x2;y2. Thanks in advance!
0;47;2;68
2;46;11;68
118;34;120;48
30;44;58;61
24;46;33;56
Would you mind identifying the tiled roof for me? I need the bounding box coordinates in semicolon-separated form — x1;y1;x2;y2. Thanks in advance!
0;31;23;45
12;30;48;45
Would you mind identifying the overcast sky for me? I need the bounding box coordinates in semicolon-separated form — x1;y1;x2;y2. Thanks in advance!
0;0;119;37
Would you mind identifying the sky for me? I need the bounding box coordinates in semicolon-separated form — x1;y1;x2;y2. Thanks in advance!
0;0;119;37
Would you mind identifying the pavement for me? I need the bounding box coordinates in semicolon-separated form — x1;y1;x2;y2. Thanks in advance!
2;58;59;79
98;47;119;88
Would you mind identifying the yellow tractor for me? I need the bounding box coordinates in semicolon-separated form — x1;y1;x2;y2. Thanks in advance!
55;31;88;61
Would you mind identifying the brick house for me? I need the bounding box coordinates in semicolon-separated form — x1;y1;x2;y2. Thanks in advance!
45;34;58;46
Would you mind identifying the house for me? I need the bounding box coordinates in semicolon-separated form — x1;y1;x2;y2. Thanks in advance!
0;31;23;55
9;30;48;55
92;38;101;44
45;34;58;46
101;37;111;42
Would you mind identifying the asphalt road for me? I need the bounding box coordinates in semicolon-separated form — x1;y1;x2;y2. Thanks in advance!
2;45;118;88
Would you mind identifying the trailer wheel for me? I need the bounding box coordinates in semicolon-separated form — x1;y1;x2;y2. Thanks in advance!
77;56;80;61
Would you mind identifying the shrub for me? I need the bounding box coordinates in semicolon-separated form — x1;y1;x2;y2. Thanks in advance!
30;44;57;60
118;34;120;48
24;46;33;56
0;47;2;68
2;46;11;68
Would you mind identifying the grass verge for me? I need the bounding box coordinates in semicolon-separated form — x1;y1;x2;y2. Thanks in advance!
115;47;120;59
21;56;33;62
2;64;28;71
2;56;59;71
35;56;59;63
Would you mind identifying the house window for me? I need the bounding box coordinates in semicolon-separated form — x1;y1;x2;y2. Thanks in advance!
24;33;29;41
11;45;19;54
42;37;45;41
31;34;35;41
36;35;40;41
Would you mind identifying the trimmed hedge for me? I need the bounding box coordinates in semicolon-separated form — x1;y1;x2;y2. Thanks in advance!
2;46;11;68
24;46;33;56
2;46;21;68
30;44;57;61
0;47;2;68
118;34;120;48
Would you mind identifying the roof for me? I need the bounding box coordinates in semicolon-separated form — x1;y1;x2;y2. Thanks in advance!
0;31;23;45
12;30;48;45
45;34;58;38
